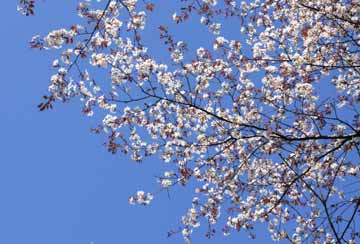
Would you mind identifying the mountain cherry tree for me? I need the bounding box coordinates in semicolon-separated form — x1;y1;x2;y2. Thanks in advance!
18;0;360;243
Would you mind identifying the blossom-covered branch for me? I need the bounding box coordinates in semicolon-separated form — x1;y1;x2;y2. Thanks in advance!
19;0;360;243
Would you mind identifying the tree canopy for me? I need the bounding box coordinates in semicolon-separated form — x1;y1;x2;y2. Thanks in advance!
18;0;360;243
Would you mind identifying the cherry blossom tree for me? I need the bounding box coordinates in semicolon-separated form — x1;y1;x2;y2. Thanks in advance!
18;0;360;243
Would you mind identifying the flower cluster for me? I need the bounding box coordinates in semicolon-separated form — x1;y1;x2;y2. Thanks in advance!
128;191;154;205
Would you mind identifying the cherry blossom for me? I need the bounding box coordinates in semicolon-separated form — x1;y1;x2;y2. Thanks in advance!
19;0;360;243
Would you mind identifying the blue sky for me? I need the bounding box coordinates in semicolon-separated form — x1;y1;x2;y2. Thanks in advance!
0;1;277;244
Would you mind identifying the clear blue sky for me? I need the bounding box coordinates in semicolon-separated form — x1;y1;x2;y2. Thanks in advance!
0;1;276;244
